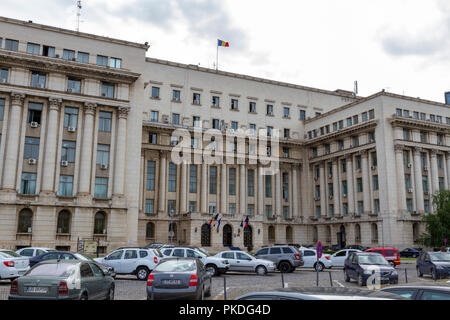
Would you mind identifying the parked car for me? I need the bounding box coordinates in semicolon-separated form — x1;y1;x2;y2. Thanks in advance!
344;252;398;286
144;243;166;249
330;249;362;267
235;287;405;300
380;284;450;300
147;258;212;300
416;252;450;280
347;245;369;251
365;248;401;267
215;250;276;275
95;247;163;280
160;246;229;276
399;248;422;258
9;260;114;300
297;247;332;271
254;245;304;273
16;247;55;258
0;249;29;281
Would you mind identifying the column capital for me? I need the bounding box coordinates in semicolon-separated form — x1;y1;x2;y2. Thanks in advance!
430;149;438;157
346;154;353;161
11;92;26;106
445;151;450;159
358;149;369;157
48;97;62;110
413;147;423;155
394;144;405;153
159;150;169;157
118;107;130;119
83;102;97;115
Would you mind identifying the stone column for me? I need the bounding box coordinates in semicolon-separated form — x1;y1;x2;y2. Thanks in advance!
201;163;208;213
3;93;25;190
346;156;355;215
41;97;62;193
275;170;282;216
430;150;439;194
413;147;424;212
394;145;407;212
240;164;246;215
221;164;227;213
445;152;450;189
332;159;340;216
361;150;371;213
319;163;326;217
78;103;96;195
292;165;299;218
158;151;167;213
180;160;187;213
113;107;129;197
258;165;264;215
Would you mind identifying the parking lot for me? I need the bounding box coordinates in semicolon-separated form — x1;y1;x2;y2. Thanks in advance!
2;260;447;300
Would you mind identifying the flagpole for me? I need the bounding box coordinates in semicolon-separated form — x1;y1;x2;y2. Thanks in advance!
216;39;219;71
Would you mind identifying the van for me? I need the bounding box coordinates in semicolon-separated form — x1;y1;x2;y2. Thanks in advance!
365;248;401;267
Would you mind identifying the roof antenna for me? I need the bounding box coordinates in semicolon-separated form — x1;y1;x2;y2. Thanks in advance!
354;81;358;96
76;0;82;32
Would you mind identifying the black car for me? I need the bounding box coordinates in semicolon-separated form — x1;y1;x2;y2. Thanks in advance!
399;248;422;258
344;252;398;286
380;285;450;300
416;252;450;280
29;251;115;277
346;245;369;251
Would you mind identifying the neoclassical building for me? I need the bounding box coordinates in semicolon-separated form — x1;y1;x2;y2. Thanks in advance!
0;16;449;253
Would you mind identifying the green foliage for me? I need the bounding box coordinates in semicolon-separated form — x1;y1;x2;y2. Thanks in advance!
420;190;450;247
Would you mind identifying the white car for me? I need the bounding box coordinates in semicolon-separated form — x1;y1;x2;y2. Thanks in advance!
16;247;55;258
94;247;163;281
0;249;29;280
215;250;276;275
298;247;332;271
160;246;230;276
330;249;362;267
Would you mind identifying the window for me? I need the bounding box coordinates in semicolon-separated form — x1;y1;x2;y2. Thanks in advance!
61;141;76;163
283;206;290;219
325;144;331;154
145;199;155;214
229;203;236;214
97;55;108;66
171;113;180;125
422;176;429;193
405;174;412;190
17;209;33;233
406;199;413;213
357;178;363;192
352;136;359;147
267;126;273;137
437;154;444;169
212;96;220;107
109;57;121;69
94;177;108;198
231;99;239;110
0;68;7;83
193;93;201;105
249;102;256;113
347;117;352;127
439;177;445;191
57;211;71;234
0;98;4;120
99;111;112;132
57;110;75;134
300;109;306;120
315;185;320;199
193;116;201;127
67;77;81;93
77;52;89;63
338;120;344;130
265;205;273;218
343;203;348;216
342;181;348;196
373;175;379;190
316;112;322;117
20;173;36;194
247;204;255;216
362;112;368;122
63;49;75;60
30;71;46;88
328;183;333;197
150;111;159;122
96;144;110;166
209;202;217;214
27;103;43;124
333;122;338;131
329;204;334;217
283;107;290;118
420;131;427;143
424;199;430;213
282;147;289;158
357;201;364;215
437;134;444;145
146;161;156;191
284;128;290;139
421;152;427;170
101;82;115;98
353;115;359;125
420;113;426;120
342;159;347;173
24;137;40;159
189;165;197;193
316;206;321;218
231;121;238;131
42;45;55;57
168;163;177;192
151;87;160;99
247;169;255;197
265;175;272;198
27;43;40;55
369;109;375;119
228;168;236;195
371;152;378;167
283;172;289;200
403;109;410;118
430;115;436;122
189;201;197;212
58;175;73;197
172;90;181;102
266;105;273;116
338;140;344;150
212;119;220;129
168;200;176;215
356;155;362;170
5;39;19;51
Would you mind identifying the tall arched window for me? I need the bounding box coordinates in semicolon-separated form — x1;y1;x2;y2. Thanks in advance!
168;222;177;242
146;222;155;239
355;224;361;243
17;209;33;233
244;225;253;248
413;223;420;243
57;210;71;234
371;223;378;242
286;226;293;243
223;224;233;247
201;224;211;247
268;225;275;242
94;212;106;235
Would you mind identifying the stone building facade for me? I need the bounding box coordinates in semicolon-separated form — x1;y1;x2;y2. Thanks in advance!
0;17;449;253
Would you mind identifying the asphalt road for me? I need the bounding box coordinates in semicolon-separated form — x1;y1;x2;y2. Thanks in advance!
2;260;447;300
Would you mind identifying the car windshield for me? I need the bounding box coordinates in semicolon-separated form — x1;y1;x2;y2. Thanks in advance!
429;252;450;262
154;260;196;272
25;263;78;277
196;248;210;256
0;251;21;258
74;253;94;261
358;255;389;265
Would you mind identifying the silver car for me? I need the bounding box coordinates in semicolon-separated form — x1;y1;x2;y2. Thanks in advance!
215;251;276;275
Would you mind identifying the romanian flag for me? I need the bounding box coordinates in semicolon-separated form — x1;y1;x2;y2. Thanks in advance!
244;216;249;229
218;39;230;47
216;218;222;232
209;213;219;226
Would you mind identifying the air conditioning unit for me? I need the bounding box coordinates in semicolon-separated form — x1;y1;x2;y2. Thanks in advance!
170;140;178;147
61;160;69;167
424;166;428;171
343;194;347;198
30;122;39;128
67;88;73;93
328;174;332;179
329;195;333;200
36;83;44;88
55;54;60;58
408;188;413;193
349;145;354;148
371;166;377;170
27;227;32;233
0;78;6;83
101;93;107;97
28;158;37;165
314;176;318;181
100;164;108;170
162;115;169;124
71;58;76;61
67;126;76;133
424;191;429;195
314;197;320;201
407;163;412;168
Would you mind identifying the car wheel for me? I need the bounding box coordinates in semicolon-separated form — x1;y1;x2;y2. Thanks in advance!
205;279;212;297
199;285;205;300
357;274;366;287
106;286;115;300
279;262;291;273
344;270;350;282
136;267;150;281
256;265;267;276
431;268;439;280
80;293;88;300
417;267;423;277
206;264;218;277
389;261;396;268
314;262;324;272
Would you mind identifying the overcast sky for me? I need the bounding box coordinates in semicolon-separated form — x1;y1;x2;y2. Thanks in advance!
1;0;450;103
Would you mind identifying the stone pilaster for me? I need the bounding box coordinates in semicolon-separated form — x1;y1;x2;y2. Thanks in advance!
394;144;407;212
332;158;340;216
78;103;97;197
158;150;167;213
413;147;424;212
430;149;439;194
346;155;355;215
360;150;371;213
113;107;129;198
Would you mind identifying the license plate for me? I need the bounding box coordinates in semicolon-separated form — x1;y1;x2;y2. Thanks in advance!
162;279;181;285
25;287;48;294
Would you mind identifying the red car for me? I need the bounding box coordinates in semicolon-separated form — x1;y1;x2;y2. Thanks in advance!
364;248;401;267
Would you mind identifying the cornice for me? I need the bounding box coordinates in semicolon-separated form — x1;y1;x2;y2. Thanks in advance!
389;115;450;133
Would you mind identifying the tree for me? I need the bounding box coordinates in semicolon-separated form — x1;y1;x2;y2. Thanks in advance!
420;190;450;247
